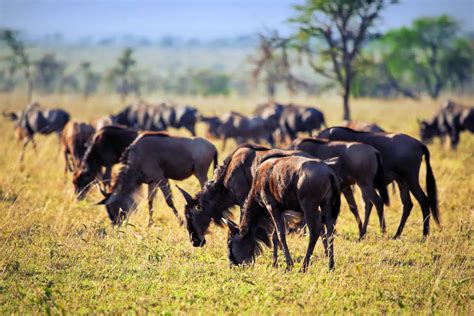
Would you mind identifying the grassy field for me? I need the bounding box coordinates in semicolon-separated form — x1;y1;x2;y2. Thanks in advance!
0;93;472;314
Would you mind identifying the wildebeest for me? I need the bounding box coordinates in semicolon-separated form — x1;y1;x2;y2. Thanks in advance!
61;121;95;175
227;154;341;271
177;144;311;247
419;100;474;149
97;132;218;226
318;127;440;238
111;101;199;135
3;102;70;161
278;104;326;142
292;138;389;238
201;112;274;150
72;125;139;200
341;120;385;133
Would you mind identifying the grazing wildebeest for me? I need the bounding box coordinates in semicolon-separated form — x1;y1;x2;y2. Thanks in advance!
3;102;70;161
279;104;326;141
292;138;389;238
201;112;274;150
72;125;139;200
227;154;341;271
341;121;385;133
177;144;311;247
111;101;199;135
318;127;440;238
61;121;95;175
97;132;218;226
419;100;474;149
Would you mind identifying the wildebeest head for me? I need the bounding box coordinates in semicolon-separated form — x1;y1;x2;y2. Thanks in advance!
73;169;96;200
228;224;270;265
201;116;221;139
97;192;135;226
177;185;212;247
418;119;439;144
2;110;20;122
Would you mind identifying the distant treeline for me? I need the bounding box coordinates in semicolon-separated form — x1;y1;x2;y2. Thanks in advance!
0;12;473;106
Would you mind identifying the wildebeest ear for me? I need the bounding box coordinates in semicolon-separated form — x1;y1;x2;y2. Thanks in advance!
176;185;193;205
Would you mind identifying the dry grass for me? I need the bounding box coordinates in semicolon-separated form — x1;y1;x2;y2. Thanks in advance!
0;92;473;314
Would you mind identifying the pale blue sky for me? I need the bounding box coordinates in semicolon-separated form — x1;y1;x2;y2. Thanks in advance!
0;0;473;39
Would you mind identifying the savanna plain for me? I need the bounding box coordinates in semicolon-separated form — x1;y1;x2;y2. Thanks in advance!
0;93;472;314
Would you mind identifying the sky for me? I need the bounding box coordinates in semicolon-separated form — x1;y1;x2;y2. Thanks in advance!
0;0;473;40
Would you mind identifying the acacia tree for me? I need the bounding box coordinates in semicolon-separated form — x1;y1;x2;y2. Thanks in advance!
290;0;395;120
107;48;141;101
378;15;472;99
0;30;34;101
249;31;307;100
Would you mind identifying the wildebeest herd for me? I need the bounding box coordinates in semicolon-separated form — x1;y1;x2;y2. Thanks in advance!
3;99;473;271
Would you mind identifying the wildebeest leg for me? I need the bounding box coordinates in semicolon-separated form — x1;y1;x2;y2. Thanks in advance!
19;137;31;162
359;192;373;239
301;203;323;272
407;179;431;238
265;199;293;269
361;184;386;235
272;231;279;268
147;182;159;227
159;180;184;226
31;137;38;153
393;182;413;239
323;203;336;271
63;150;72;176
342;187;363;236
221;137;227;151
194;165;209;188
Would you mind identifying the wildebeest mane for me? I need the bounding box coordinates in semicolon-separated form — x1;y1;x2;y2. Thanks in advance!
213;143;269;185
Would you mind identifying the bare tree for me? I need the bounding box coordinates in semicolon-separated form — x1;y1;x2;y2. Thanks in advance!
250;31;308;100
0;29;34;101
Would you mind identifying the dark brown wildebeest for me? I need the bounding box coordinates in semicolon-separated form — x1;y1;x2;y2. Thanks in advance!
317;127;440;238
419;100;474;149
201;111;274;150
227;154;341;271
341;121;385;133
177;144;312;247
3;102;70;161
61;121;95;175
111;101;200;135
292;138;389;238
72;125;139;200
278;104;326;142
97;132;218;226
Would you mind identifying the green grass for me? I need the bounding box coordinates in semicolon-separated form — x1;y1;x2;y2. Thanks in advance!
0;93;473;314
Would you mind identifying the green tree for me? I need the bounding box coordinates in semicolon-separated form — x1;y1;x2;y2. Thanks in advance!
378;15;473;99
289;0;395;120
107;48;141;101
0;29;34;101
191;69;230;96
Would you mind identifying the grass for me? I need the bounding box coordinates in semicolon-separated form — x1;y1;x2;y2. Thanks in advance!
0;92;473;314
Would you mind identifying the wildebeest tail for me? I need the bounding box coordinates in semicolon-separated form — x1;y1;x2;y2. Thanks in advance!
329;173;341;222
213;150;218;171
422;145;440;226
374;151;390;206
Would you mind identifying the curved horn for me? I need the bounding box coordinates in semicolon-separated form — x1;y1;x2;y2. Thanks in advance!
95;182;108;197
223;218;240;236
176;185;193;205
